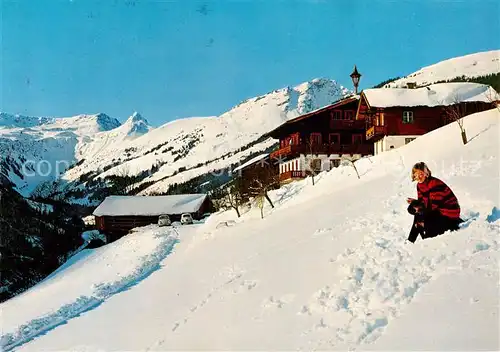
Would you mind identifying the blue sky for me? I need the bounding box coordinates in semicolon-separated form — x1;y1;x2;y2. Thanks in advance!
1;1;498;126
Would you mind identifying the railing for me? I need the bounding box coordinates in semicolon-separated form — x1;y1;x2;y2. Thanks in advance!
271;143;373;159
330;119;365;129
270;144;325;159
366;125;386;140
279;170;307;182
270;145;296;159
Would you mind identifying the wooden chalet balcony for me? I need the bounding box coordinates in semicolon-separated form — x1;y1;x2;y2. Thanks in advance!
279;170;307;182
270;144;301;159
330;119;365;130
270;144;329;159
271;143;373;159
366;125;387;140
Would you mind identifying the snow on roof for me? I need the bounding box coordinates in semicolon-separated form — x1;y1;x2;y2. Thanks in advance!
93;194;208;216
233;153;269;173
362;82;499;108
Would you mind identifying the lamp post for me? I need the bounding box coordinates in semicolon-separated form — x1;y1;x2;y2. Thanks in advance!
350;65;361;95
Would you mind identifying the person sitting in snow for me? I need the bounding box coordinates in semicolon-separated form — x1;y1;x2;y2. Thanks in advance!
406;162;463;243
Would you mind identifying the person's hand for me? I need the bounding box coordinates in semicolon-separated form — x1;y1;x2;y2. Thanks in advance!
416;221;424;227
407;198;416;204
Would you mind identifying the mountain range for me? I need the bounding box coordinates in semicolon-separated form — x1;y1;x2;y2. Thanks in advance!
1;78;348;202
1;50;499;204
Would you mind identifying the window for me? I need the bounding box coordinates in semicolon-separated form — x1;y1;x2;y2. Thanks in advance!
310;132;322;145
344;110;354;120
352;134;362;144
403;111;414;123
330;159;340;168
332;110;342;120
296;159;299;171
310;158;322;172
284;133;299;146
405;137;416;144
329;133;340;144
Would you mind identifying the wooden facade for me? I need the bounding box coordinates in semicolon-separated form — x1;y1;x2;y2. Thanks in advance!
357;93;496;143
95;215;161;242
267;96;373;183
94;195;213;242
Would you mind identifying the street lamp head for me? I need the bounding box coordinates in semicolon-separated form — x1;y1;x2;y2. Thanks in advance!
350;65;362;94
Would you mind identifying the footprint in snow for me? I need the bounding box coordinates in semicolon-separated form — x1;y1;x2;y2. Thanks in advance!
262;294;295;309
316;317;329;329
298;305;312;315
313;228;333;236
233;280;258;293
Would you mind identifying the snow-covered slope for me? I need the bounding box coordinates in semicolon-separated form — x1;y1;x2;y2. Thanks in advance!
387;50;500;88
2;108;498;351
1;78;346;198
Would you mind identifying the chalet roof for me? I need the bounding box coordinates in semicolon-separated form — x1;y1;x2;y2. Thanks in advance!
266;95;359;137
233;153;268;173
362;82;498;109
93;194;208;217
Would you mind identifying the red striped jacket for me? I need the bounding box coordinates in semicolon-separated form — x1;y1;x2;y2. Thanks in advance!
417;177;461;219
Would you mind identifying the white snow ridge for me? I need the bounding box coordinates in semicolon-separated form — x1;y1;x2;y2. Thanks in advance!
387;49;500;88
1;108;499;351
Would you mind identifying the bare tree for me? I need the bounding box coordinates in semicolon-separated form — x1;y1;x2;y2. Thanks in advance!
304;137;322;186
444;100;468;145
255;194;265;219
221;181;245;218
484;87;500;112
247;174;279;218
340;155;361;179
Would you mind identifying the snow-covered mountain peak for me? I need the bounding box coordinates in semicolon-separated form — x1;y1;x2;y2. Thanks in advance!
121;112;152;137
128;112;148;124
0;112;54;128
291;77;351;114
88;113;121;132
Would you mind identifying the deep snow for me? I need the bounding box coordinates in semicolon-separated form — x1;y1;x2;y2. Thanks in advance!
1;108;499;351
